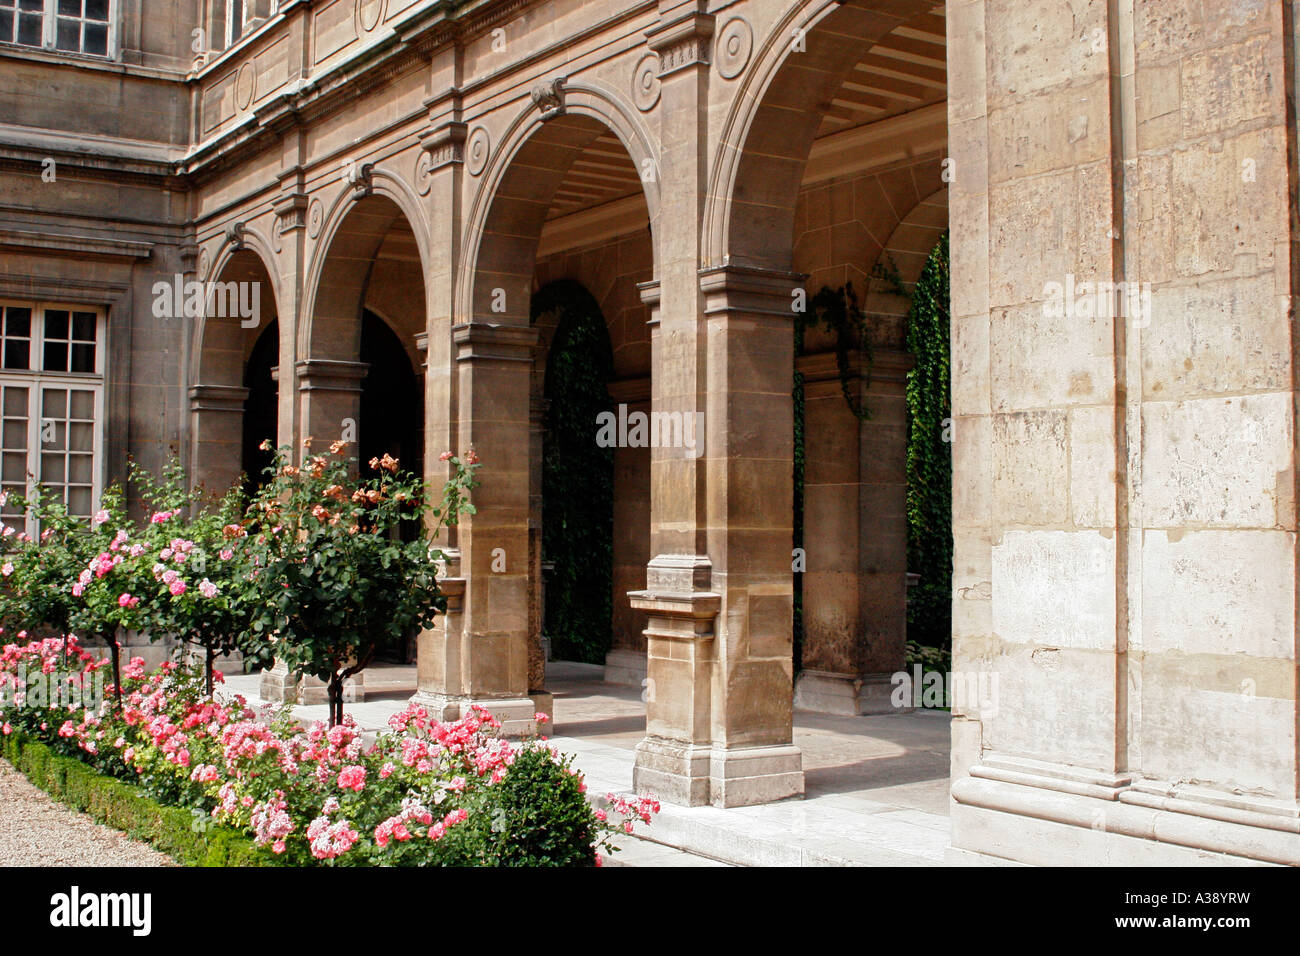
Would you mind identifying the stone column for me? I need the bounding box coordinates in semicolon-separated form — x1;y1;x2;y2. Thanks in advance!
188;384;248;495
794;348;912;715
414;322;539;737
631;5;803;807
947;0;1300;865
605;376;651;686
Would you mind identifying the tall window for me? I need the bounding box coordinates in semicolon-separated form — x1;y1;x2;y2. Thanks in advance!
0;0;111;56
0;302;104;532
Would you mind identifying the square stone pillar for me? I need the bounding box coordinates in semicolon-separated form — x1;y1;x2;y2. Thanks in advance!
630;266;806;808
947;0;1300;866
412;323;540;737
188;384;248;495
295;359;367;449
794;348;913;716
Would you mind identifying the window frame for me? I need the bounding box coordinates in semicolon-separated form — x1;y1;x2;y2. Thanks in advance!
0;299;106;537
0;0;118;60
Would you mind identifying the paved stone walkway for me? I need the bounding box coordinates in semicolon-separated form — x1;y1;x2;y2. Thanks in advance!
224;660;954;867
0;760;174;867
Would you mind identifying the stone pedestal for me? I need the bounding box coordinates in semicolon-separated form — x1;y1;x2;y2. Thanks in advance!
794;670;907;716
259;659;364;704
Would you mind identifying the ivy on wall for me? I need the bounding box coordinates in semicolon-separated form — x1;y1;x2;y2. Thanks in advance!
904;233;952;649
535;280;615;664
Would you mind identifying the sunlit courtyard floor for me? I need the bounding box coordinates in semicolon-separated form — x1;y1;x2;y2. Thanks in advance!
224;661;953;866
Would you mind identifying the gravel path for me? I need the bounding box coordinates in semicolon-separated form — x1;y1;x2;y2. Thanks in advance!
0;760;174;867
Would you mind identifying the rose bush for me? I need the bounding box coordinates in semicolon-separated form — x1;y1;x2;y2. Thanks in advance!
0;635;657;866
238;441;478;725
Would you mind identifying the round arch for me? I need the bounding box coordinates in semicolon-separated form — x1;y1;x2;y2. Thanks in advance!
299;167;431;361
703;0;936;271
455;80;661;328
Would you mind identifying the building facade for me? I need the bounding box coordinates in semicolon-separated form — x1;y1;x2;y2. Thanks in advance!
1;0;1298;865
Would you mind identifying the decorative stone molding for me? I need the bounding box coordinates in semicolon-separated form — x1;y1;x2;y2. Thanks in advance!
271;192;308;253
452;323;538;364
295;359;369;393
466;126;491;176
224;221;247;250
715;17;753;79
236;62;255;111
632;52;661;111
307;198;324;238
419;121;468;175
358;0;384;33
698;264;808;318
187;384;250;414
347;162;375;201
178;242;200;275
530;76;567;120
197;246;211;279
645;12;714;77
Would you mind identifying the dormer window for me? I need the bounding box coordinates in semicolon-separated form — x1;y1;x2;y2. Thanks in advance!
0;0;112;57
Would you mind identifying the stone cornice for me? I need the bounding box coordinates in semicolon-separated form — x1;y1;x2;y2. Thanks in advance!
0;228;154;261
452;323;539;363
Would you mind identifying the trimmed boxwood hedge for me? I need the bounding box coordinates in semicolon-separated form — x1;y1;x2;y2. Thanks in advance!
0;733;279;867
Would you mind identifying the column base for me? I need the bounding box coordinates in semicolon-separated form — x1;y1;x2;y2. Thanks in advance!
603;648;647;687
794;670;912;716
258;662;364;704
633;736;804;808
408;691;540;738
952;754;1300;866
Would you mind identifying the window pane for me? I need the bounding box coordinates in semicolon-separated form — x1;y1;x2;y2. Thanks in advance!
71;312;96;341
70;343;94;373
68;389;92;420
3;387;27;418
55;18;80;50
68;453;92;484
2;452;26;483
43;340;68;372
40;453;64;484
42;419;65;451
0;12;13;43
2;420;25;449
4;340;29;370
41;388;67;419
82;21;105;54
85;0;106;19
67;486;91;518
57;0;79;14
68;421;92;451
5;307;31;338
16;10;40;45
45;310;69;341
18;0;42;10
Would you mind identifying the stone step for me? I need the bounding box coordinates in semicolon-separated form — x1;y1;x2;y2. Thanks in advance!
603;833;733;867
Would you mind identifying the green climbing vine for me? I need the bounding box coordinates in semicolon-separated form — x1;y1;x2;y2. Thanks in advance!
904;234;952;649
536;280;615;665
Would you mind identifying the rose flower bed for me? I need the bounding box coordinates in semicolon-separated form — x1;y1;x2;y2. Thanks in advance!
0;635;657;865
0;447;658;866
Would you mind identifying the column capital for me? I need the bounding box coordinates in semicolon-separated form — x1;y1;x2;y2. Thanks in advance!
295;359;369;393
699;264;807;318
645;11;714;76
418;121;468;171
188;384;250;412
452;323;538;363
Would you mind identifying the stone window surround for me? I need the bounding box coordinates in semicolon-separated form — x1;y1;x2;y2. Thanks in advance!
0;299;106;535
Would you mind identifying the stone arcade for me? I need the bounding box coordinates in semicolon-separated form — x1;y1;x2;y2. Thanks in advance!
1;0;1298;865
